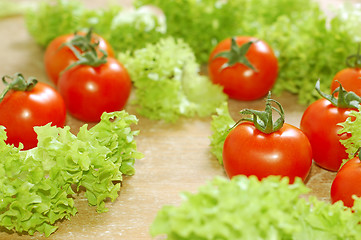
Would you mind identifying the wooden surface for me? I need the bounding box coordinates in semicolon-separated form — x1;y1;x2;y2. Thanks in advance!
0;0;360;239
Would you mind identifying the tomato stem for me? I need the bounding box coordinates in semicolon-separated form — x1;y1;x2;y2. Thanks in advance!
0;73;37;102
346;43;361;69
214;38;258;71
232;92;285;134
62;29;108;72
316;79;361;109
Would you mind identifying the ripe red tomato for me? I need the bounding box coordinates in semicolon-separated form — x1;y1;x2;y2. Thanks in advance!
57;57;132;122
331;156;361;207
208;36;278;101
223;122;312;183
330;68;361;96
44;31;114;85
0;75;66;150
300;98;354;172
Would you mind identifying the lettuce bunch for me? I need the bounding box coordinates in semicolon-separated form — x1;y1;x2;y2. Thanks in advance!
0;111;143;236
25;0;165;54
151;175;361;240
118;37;227;122
209;102;235;164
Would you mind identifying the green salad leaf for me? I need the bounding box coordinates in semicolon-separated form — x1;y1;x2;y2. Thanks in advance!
0;111;142;236
25;0;85;46
209;102;235;164
118;37;227;122
338;105;361;160
150;175;361;240
25;0;165;53
134;0;319;64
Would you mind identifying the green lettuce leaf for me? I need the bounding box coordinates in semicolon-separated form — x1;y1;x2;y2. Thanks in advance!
0;126;76;237
209;102;235;164
338;106;361;160
25;0;85;46
150;175;361;240
118;37;227;122
134;0;319;64
24;0;165;54
0;111;142;236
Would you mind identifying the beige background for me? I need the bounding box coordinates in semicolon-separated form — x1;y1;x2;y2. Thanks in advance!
0;0;361;239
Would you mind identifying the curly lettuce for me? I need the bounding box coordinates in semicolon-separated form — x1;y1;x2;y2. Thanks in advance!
25;0;165;53
338;105;361;160
151;175;361;240
25;0;85;46
0;111;142;237
118;37;227;122
209;102;235;164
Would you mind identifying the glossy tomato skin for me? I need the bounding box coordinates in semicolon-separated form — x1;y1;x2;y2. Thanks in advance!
300;99;352;172
44;32;114;85
0;83;66;150
57;57;132;122
223;122;312;183
208;36;278;101
330;68;361;96
331;157;361;207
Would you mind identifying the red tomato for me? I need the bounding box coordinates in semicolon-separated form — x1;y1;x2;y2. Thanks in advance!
208;36;278;101
300;98;353;172
331;156;361;207
44;31;114;85
223;122;312;183
330;68;361;96
0;79;66;150
57;57;132;122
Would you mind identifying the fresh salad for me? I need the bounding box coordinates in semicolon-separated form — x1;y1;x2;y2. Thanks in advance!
151;175;361;239
0;111;143;236
23;0;361;105
1;0;361;238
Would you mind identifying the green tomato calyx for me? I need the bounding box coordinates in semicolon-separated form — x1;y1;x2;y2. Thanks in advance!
346;43;361;69
63;28;108;71
233;92;285;134
0;73;38;102
214;37;258;71
316;80;361;109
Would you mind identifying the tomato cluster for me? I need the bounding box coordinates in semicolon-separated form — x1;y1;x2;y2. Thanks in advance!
212;38;361;208
0;29;132;149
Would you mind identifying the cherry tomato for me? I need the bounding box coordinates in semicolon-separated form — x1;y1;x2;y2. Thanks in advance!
330;68;361;96
300;99;352;171
0;74;66;150
223;122;312;183
44;31;114;85
331;45;361;96
300;81;359;172
208;36;278;101
331;156;361;207
57;57;132;122
222;94;312;183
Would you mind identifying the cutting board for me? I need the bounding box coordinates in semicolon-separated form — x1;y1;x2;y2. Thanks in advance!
0;0;359;239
